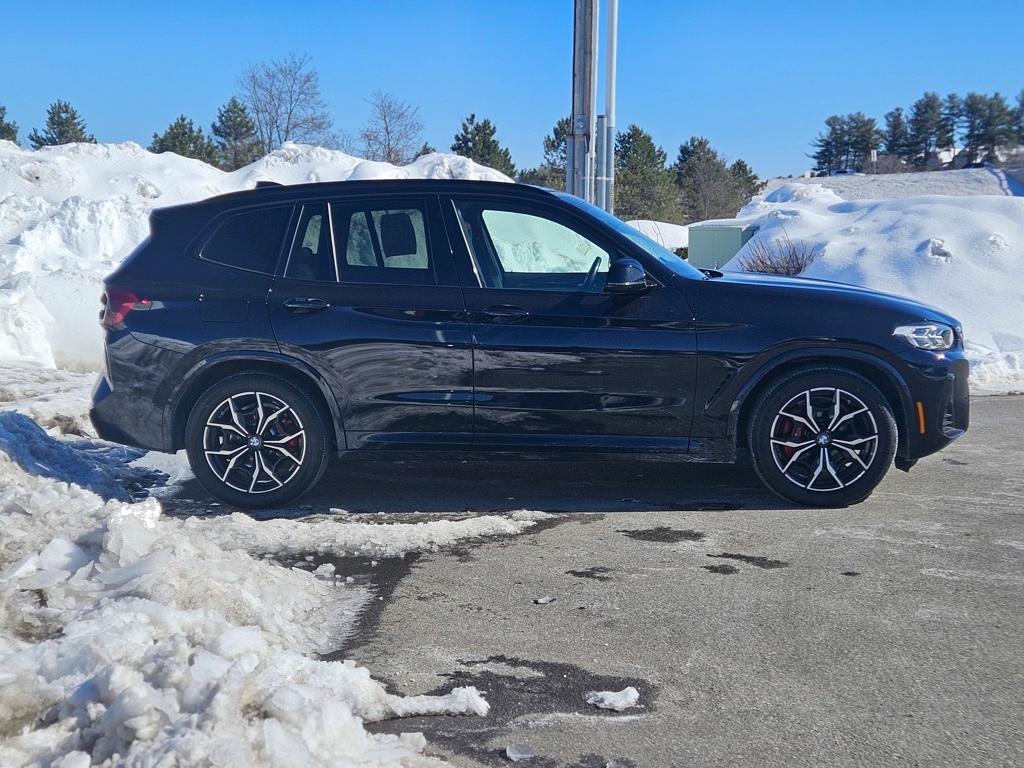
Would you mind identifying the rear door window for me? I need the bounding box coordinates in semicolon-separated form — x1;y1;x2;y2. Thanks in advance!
200;207;292;274
331;200;436;285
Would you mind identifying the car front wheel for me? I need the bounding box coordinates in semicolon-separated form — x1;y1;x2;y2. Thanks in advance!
748;367;898;507
185;373;330;509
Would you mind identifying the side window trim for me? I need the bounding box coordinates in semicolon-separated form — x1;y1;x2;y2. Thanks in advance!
325;202;340;281
450;200;484;288
280;204;305;279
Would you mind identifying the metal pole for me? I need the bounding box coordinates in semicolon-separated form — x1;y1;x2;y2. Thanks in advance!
604;0;618;213
568;0;598;201
595;114;607;210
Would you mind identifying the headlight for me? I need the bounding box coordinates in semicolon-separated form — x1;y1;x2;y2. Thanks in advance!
893;322;955;351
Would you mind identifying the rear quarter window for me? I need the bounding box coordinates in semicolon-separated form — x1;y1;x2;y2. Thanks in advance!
200;207;292;274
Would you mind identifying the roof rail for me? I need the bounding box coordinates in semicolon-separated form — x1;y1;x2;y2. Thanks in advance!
255;180;283;189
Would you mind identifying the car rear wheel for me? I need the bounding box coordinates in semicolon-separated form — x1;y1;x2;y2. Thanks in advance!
748;367;897;507
185;373;330;509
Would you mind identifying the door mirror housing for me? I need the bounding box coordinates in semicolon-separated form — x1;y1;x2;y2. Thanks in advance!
605;258;650;294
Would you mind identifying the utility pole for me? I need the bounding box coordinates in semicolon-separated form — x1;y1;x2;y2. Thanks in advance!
603;0;617;212
567;0;617;214
566;0;598;202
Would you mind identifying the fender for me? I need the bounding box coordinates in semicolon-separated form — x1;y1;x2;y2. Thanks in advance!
722;346;916;461
163;349;347;452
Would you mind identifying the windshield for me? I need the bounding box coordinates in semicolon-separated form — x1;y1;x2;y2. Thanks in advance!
555;193;705;280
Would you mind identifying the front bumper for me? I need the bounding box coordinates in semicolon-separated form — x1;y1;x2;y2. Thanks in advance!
892;346;970;461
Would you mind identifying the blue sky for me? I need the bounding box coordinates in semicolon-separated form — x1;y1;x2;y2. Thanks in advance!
0;1;1020;178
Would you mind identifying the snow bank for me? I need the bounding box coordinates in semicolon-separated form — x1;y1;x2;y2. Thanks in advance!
627;219;689;250
726;184;1024;393
775;167;1024;199
0;140;509;370
0;419;542;767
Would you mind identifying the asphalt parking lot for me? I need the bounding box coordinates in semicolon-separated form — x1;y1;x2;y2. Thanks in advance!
172;395;1024;767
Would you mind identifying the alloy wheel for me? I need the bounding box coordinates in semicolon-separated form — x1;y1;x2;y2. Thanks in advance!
203;391;306;494
769;387;879;492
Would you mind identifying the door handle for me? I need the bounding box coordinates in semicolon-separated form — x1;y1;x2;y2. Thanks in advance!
283;297;330;313
482;305;530;322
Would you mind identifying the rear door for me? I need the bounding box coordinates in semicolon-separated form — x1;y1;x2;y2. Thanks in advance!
268;195;473;449
444;195;697;451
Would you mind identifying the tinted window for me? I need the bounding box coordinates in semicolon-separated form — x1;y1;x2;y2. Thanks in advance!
285;204;335;281
455;202;612;292
201;207;291;274
332;202;435;285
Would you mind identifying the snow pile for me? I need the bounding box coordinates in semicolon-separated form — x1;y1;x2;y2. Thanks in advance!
0;422;543;767
0;140;510;370
626;219;689;250
776;167;1024;199
585;686;640;711
727;184;1024;393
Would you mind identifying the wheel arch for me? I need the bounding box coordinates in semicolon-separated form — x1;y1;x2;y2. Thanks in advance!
730;350;914;460
168;352;345;452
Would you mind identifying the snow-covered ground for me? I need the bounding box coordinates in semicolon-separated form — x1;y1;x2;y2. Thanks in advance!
724;183;1024;393
0;409;549;766
770;167;1024;199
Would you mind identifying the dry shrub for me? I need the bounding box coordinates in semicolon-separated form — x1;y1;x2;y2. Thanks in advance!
737;228;822;275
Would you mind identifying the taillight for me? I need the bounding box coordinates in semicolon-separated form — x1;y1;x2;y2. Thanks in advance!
100;286;151;329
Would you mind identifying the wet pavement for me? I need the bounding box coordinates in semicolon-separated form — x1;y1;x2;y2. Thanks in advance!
170;395;1024;767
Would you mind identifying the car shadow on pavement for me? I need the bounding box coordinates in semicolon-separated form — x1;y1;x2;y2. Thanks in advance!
163;455;788;518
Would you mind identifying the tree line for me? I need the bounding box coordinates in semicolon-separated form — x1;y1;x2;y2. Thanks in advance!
811;89;1024;174
0;52;764;223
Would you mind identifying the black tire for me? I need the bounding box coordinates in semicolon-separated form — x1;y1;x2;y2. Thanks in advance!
748;366;898;507
185;373;330;509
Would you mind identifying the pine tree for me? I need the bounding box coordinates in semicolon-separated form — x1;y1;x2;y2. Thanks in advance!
672;136;747;222
613;124;679;221
729;159;765;202
150;115;218;164
28;100;95;148
845;112;882;170
980;92;1014;162
1015;89;1024;145
519;116;571;188
961;92;988;163
412;142;436;159
883;107;911;159
938;93;962;154
211;97;261;170
908;92;943;165
0;105;17;143
450;114;516;176
810;115;847;173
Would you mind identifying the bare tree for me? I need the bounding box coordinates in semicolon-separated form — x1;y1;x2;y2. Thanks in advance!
238;53;334;153
359;91;423;165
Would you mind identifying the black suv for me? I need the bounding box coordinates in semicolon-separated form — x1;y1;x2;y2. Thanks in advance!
91;180;969;508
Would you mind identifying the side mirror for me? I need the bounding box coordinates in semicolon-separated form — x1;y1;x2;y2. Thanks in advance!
605;258;650;294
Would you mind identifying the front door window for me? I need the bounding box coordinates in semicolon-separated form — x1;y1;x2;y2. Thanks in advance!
455;202;612;292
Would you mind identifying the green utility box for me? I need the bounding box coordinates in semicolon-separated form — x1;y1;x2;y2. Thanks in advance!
686;220;759;269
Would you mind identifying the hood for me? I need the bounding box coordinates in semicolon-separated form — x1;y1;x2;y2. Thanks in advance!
713;269;959;326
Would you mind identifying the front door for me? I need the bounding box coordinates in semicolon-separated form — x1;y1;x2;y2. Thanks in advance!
268;195;473;449
445;196;697;452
